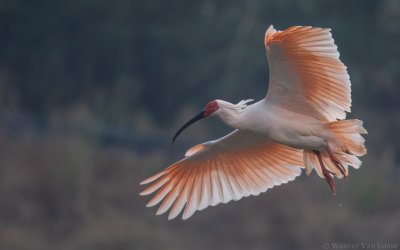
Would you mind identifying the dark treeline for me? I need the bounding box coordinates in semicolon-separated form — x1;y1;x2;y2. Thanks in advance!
0;1;399;250
1;0;399;126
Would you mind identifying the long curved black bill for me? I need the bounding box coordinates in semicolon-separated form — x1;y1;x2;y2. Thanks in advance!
172;110;205;143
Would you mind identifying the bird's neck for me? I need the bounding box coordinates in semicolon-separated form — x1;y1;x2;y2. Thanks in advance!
215;102;248;129
214;99;254;129
218;109;242;129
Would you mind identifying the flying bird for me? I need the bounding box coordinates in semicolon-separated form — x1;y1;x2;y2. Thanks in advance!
140;25;367;220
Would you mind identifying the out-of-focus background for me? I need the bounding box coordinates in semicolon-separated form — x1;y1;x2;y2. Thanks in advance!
0;0;399;249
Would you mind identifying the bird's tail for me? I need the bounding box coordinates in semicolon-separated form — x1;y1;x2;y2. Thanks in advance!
303;119;367;190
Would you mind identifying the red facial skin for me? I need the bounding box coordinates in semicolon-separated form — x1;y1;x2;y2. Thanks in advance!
203;100;219;117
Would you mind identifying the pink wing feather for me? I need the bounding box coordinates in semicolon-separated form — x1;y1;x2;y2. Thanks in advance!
140;130;304;220
265;25;351;121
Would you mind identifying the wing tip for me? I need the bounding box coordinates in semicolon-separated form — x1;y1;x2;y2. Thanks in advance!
265;24;277;47
182;212;193;220
145;202;155;208
168;213;179;221
139;187;154;196
185;143;206;157
140;171;165;185
156;205;168;216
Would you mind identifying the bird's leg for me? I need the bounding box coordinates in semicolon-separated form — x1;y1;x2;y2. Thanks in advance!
313;150;336;195
326;144;347;177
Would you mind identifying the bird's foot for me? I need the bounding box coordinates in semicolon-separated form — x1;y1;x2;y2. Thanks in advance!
313;150;336;195
321;166;336;195
326;145;347;177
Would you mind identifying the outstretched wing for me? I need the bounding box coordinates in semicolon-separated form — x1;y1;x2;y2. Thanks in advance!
265;25;351;121
140;130;303;220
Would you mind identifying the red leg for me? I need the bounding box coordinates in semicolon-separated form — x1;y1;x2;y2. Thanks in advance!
313;150;336;195
326;145;347;177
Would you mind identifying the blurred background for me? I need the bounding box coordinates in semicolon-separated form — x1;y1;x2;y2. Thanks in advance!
0;0;399;249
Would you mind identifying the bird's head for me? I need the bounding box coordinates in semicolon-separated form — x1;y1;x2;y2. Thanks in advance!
172;99;253;143
172;100;219;143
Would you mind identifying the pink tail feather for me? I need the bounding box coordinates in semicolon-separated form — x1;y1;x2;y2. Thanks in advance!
304;119;367;181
